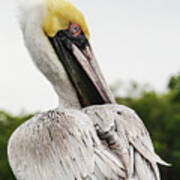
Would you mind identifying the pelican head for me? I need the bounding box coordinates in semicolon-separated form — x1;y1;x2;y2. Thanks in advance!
18;0;115;109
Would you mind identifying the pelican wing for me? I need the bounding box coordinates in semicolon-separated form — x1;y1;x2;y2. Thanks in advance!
83;104;169;179
8;109;126;180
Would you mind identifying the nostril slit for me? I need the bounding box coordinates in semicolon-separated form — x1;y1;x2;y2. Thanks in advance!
117;111;122;115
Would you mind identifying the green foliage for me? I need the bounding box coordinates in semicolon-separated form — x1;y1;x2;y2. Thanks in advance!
0;74;180;179
168;73;180;90
168;73;180;102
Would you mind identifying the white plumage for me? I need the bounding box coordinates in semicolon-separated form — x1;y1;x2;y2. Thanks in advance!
8;0;169;179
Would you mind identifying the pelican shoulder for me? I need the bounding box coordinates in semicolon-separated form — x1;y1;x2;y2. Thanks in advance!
8;108;126;180
8;109;96;180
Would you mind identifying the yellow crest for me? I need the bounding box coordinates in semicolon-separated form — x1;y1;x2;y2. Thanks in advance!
43;0;90;39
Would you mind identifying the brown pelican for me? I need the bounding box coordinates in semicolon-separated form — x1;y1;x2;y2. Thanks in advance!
8;0;169;179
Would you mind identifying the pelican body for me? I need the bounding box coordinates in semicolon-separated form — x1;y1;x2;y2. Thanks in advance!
8;0;168;179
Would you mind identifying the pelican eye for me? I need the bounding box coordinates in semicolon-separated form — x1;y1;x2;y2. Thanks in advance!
69;23;82;37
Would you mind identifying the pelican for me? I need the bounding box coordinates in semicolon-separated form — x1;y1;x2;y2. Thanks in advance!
8;0;169;179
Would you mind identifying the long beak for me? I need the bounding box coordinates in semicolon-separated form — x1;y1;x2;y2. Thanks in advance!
49;32;115;107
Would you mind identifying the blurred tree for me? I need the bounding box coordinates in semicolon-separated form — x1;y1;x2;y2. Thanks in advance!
168;73;180;90
0;74;180;180
168;73;180;102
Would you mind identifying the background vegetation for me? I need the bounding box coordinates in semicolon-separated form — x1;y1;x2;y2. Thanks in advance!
0;74;180;180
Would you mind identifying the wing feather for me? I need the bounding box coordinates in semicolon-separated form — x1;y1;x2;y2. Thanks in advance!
83;104;169;180
8;109;126;180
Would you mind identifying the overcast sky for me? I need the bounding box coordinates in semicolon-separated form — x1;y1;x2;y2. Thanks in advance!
0;0;180;113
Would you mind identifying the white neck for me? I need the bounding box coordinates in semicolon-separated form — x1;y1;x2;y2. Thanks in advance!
19;2;81;109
